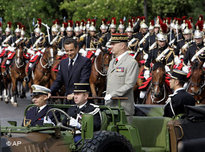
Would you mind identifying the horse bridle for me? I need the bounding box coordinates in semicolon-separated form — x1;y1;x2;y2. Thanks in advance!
15;48;25;68
40;48;54;69
94;50;111;76
150;81;167;104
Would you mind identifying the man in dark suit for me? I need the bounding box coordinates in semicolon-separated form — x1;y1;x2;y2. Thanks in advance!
23;85;56;127
164;69;196;117
63;83;101;142
49;38;92;100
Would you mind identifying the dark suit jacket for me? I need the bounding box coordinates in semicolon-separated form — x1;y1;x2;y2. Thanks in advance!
23;105;56;126
164;89;196;117
50;54;91;95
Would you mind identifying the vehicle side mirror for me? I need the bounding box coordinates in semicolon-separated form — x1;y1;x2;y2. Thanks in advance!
81;114;93;140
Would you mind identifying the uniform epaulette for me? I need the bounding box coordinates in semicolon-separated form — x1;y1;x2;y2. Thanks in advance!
90;103;99;108
80;34;87;41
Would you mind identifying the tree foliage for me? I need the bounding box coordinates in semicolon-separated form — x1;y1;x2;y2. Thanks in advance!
0;0;204;34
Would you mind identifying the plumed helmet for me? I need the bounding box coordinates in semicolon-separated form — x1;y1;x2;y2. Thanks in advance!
183;20;192;35
156;21;168;41
5;22;12;33
149;20;154;30
21;25;26;36
66;20;73;32
60;22;68;32
154;16;161;28
0;22;2;32
125;19;133;32
100;19;107;30
118;19;124;30
74;21;81;32
140;16;148;29
194;20;204;39
110;17;116;29
89;19;96;32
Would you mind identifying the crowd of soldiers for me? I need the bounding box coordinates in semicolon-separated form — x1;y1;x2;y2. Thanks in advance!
0;15;204;91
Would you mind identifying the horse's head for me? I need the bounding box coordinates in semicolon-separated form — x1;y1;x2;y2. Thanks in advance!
101;49;112;74
189;61;204;95
151;62;166;98
43;47;55;67
15;47;24;66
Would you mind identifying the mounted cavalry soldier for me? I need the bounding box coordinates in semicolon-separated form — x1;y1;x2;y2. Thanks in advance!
79;19;101;58
174;20;193;64
44;19;60;48
97;19;108;39
101;17;117;48
58;20;74;50
118;19;125;34
24;18;46;83
140;21;175;101
126;19;138;56
182;20;205;73
3;23;25;76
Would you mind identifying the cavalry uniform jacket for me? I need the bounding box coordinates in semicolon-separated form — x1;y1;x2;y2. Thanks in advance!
50;54;91;95
79;34;99;49
63;102;101;131
164;88;196;117
184;42;204;65
106;52;139;115
58;35;74;50
143;33;156;53
144;44;175;69
23;105;56;126
175;39;193;56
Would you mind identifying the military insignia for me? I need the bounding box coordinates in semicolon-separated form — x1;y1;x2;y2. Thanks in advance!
23;118;31;127
116;67;124;72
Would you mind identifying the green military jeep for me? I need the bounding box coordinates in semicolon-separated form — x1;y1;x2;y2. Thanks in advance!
1;100;205;152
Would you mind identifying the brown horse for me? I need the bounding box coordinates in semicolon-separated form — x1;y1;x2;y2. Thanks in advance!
144;62;171;104
10;46;27;106
32;47;55;88
89;49;112;102
186;61;205;104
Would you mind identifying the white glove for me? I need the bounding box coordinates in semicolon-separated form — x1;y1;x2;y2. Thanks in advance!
95;48;101;56
79;48;87;57
144;70;150;80
27;49;34;55
104;94;112;101
203;63;205;68
36;51;41;56
143;53;148;60
43;116;55;126
174;56;181;66
57;50;66;56
182;65;189;74
69;117;81;129
165;65;170;72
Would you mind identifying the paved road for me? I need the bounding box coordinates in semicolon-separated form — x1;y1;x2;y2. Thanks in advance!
0;93;31;127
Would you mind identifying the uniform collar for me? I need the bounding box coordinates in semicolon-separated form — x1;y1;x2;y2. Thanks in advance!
116;51;128;61
78;101;88;109
38;104;47;112
173;87;184;94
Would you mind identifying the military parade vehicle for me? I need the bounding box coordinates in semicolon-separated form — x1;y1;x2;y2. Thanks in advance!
1;97;205;152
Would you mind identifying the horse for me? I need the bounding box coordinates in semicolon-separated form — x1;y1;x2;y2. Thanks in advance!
32;47;55;88
144;62;172;104
10;45;27;106
186;61;205;104
89;49;112;103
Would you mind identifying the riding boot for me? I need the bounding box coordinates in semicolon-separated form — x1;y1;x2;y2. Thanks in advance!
24;67;32;83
